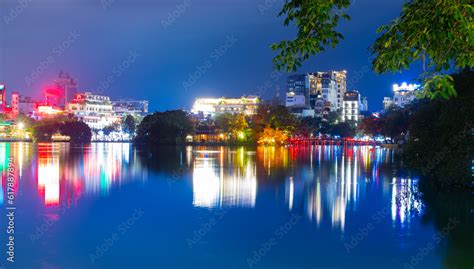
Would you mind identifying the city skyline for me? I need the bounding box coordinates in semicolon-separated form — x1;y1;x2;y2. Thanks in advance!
0;0;422;111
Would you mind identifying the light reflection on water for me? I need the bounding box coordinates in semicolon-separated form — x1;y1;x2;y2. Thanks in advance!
0;143;148;208
192;148;257;208
0;142;425;234
0;143;423;230
189;145;423;232
0;142;471;269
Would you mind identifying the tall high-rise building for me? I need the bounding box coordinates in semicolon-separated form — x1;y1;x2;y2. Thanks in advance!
286;74;314;108
285;70;347;117
334;71;347;111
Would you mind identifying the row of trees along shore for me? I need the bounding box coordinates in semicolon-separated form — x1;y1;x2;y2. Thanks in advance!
133;103;358;146
28;114;137;143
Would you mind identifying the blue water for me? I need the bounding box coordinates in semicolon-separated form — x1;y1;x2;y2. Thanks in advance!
0;143;472;269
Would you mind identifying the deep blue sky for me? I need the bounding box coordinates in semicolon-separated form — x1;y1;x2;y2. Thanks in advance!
0;0;421;111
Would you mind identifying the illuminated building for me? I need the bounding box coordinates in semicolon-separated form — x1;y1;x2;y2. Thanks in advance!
43;85;64;108
18;96;38;116
285;71;347;118
382;82;420;111
31;103;64;120
112;99;149;116
286;74;314;109
0;121;13;139
32;105;64;120
11;92;19;115
41;72;79;108
191;96;260;117
67;92;120;129
342;91;365;122
285;91;306;108
0;84;6;113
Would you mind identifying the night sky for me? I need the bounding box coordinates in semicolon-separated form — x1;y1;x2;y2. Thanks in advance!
0;0;421;111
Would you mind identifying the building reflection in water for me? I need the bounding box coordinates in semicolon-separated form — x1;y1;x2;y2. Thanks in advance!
192;147;257;208
1;142;423;230
280;145;423;232
0;143;29;207
190;145;422;230
38;144;61;206
391;177;423;228
0;143;147;208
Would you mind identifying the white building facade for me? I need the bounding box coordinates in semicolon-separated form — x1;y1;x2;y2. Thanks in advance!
191;96;260;117
383;83;420;111
342;91;362;122
67;92;120;130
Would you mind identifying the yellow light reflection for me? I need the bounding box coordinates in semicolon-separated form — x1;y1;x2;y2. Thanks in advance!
192;148;257;208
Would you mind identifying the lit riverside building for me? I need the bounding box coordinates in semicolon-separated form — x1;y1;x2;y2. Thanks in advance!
191;96;260;118
342;91;368;122
67;92;120;130
112;100;149;116
285;71;347;118
382;82;420;111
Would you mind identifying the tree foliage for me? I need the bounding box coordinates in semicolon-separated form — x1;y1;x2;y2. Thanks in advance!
214;113;250;141
135;110;194;145
371;0;473;99
358;116;383;137
252;103;299;134
328;122;355;138
298;116;322;136
60;121;92;143
122;115;137;135
273;0;473;99
33;119;92;143
272;0;351;72
257;127;289;145
402;70;474;187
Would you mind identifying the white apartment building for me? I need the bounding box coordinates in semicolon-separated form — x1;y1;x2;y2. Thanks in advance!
342;91;362;122
67;92;120;129
285;92;306;108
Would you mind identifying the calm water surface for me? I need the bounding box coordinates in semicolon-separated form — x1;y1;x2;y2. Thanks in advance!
0;142;472;269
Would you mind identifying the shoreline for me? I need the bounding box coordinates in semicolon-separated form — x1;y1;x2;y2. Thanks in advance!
0;140;398;148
